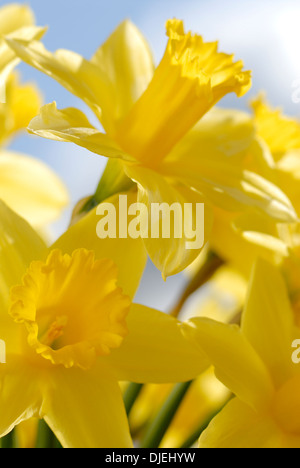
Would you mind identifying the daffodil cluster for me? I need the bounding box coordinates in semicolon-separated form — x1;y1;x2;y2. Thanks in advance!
1;1;300;449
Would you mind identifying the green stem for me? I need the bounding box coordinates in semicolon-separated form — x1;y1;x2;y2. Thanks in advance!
0;431;14;448
124;383;144;416
36;420;62;449
140;381;192;448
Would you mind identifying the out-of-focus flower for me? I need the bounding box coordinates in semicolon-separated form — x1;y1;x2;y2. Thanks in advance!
7;19;298;276
0;3;46;101
0;72;69;228
0;197;208;448
184;258;300;448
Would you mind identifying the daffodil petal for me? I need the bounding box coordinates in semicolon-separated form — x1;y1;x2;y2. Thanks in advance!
0;4;35;35
251;95;300;160
0;150;69;228
165;107;256;165
53;192;147;299
104;303;210;383
5;38;116;131
28;102;133;162
0;26;46;102
92;20;154;122
0;72;42;143
44;366;132;448
183;317;274;410
162;157;298;223
241;258;295;387
0;357;43;438
125;164;213;277
199;397;282;448
0;201;46;353
0;3;36;102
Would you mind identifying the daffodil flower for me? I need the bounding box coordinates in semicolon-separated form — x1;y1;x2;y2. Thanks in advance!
6;19;298;276
0;72;69;229
183;258;300;448
0;196;208;448
0;3;46;101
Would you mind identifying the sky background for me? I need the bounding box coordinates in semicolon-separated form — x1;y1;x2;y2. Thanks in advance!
2;0;300;310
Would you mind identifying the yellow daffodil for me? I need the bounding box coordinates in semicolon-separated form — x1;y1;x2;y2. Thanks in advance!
6;19;298;276
183;257;300;448
0;196;208;448
0;3;46;101
0;72;69;229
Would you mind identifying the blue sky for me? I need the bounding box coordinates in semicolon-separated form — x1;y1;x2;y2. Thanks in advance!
2;0;300;310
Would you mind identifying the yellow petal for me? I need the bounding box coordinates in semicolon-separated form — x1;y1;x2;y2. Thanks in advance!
0;357;43;438
0;150;69;228
0;4;35;35
53;192;147;299
199;397;282;448
241;258;296;387
92;20;155;122
114;20;251;166
5;38;116;131
165;107;256;165
183;317;274;410
0;72;42;143
210;208;287;278
28;102;133;162
1;26;46;102
251;95;300;160
125;164;214;277
103;303;210;383
162;157;298;223
44;366;133;448
0;201;46;353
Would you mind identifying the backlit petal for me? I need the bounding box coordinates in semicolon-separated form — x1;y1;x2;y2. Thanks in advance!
183;317;274;410
92;20;154;122
241;258;296;387
125;164;213;277
28;102;133;162
53;192;147;299
44;366;132;448
199;397;282;448
0;150;69;228
104;303;210;383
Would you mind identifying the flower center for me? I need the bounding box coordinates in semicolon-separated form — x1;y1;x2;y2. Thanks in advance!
9;249;131;369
